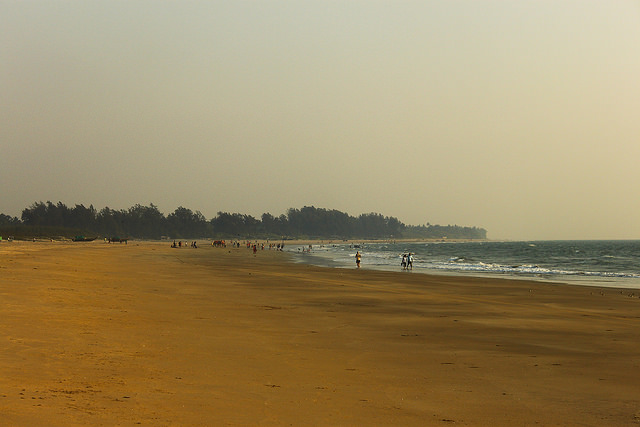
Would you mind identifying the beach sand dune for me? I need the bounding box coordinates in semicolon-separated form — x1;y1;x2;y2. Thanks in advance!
1;241;639;426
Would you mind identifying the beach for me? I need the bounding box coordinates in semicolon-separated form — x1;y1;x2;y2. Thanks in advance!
1;241;640;426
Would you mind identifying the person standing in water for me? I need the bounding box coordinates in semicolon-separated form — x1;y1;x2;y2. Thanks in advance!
355;251;362;268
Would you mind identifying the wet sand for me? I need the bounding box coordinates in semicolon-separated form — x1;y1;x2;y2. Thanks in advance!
1;241;640;426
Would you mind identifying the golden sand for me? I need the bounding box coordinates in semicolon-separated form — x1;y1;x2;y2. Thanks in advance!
1;241;639;426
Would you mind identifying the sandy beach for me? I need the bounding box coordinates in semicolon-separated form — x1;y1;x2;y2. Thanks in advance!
1;241;640;426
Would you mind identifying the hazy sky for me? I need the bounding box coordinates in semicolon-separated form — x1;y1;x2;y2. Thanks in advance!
2;1;639;240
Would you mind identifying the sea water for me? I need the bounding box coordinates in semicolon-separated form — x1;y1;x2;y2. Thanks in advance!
287;240;640;289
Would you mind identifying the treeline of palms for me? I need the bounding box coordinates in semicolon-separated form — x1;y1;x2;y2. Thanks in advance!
0;201;487;240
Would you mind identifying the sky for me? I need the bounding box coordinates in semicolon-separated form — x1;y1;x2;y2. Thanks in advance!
2;1;639;240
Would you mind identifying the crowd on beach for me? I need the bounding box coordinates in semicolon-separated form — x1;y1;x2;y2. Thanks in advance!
171;240;198;248
168;239;417;272
209;240;286;251
171;239;287;252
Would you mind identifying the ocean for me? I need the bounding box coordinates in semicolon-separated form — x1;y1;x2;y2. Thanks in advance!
286;240;640;289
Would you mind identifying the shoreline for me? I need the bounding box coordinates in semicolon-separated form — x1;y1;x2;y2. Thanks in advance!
283;240;640;290
5;238;640;291
2;241;640;425
290;250;640;290
4;238;639;290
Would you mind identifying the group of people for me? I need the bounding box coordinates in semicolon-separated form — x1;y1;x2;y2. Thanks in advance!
401;253;414;270
208;240;286;251
354;251;413;270
247;242;285;251
171;240;197;248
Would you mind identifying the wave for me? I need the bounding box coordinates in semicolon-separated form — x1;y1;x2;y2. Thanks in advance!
422;259;640;279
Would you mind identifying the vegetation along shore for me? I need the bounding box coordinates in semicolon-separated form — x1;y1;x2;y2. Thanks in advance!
0;201;487;241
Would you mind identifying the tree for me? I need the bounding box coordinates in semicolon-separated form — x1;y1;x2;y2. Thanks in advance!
211;212;247;236
96;207;124;237
261;212;288;236
69;204;96;230
167;207;209;238
21;201;48;225
0;214;19;226
124;204;166;239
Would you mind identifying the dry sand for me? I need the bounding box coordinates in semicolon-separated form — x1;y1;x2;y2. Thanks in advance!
1;241;640;426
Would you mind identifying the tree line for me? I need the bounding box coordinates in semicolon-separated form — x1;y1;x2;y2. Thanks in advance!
0;201;487;240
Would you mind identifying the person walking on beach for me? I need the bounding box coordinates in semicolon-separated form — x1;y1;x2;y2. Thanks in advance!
407;253;413;270
355;251;362;268
401;254;407;270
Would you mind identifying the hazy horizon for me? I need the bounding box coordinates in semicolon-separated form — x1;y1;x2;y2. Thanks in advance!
2;1;639;240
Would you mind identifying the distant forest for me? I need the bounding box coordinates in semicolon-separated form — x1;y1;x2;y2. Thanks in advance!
0;201;487;241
